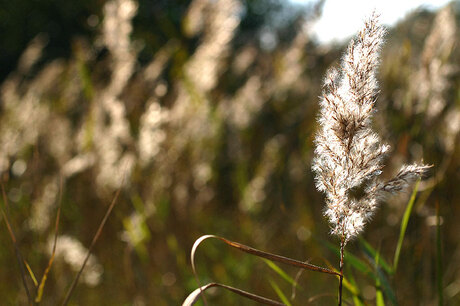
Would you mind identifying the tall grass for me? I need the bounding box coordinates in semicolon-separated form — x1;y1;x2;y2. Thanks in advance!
0;0;458;304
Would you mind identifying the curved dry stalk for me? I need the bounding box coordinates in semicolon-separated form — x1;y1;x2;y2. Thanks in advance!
183;282;286;306
192;235;339;277
291;267;304;300
307;293;340;304
189;234;340;305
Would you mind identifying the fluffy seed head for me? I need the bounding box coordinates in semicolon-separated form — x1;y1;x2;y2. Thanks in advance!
312;13;430;243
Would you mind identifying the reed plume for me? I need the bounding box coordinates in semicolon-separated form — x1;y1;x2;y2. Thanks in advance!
312;13;430;244
312;13;431;304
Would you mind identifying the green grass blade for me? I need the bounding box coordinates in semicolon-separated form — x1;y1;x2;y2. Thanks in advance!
361;248;396;305
268;278;292;306
262;259;302;290
23;261;38;287
375;247;385;306
393;180;420;272
342;276;359;296
376;267;396;305
320;239;371;275
325;264;361;297
353;295;366;306
359;238;393;275
344;267;364;304
324;239;397;305
376;279;385;306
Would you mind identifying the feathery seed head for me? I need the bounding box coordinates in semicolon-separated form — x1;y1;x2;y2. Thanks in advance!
312;13;430;243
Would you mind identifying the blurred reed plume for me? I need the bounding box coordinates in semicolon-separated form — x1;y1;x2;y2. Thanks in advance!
412;4;456;121
312;13;430;304
92;0;138;189
48;235;103;287
406;4;459;191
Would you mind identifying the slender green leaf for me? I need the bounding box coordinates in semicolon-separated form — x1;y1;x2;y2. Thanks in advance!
342;275;360;297
375;248;385;306
353;295;366;306
361;248;397;305
345;267;365;306
268;278;292;306
393;180;420;272
376;267;396;305
321;239;371;275
23;261;38;287
324;239;397;305
376;281;385;306
262;259;302;290
325;263;360;297
359;238;393;275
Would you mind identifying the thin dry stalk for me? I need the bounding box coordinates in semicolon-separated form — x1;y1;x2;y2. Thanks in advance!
35;175;64;303
1;182;33;305
60;187;121;305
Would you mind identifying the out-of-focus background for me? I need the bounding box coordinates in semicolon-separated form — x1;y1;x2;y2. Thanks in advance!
0;0;459;305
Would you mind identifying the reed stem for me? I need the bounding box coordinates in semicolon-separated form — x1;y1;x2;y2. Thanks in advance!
338;236;344;306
